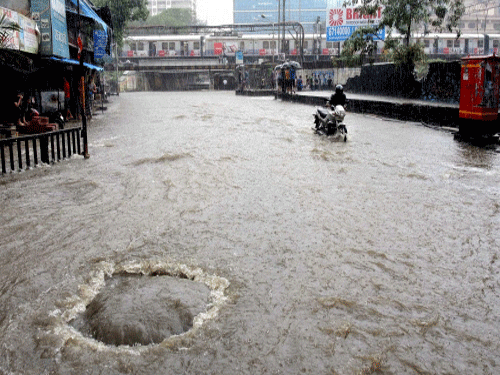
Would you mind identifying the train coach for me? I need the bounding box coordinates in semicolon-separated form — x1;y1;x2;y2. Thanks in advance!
122;32;500;59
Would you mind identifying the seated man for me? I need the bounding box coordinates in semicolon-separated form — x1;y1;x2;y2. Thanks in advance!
328;84;346;107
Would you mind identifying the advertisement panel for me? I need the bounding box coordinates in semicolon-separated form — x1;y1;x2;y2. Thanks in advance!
93;30;107;59
326;0;384;42
31;0;69;58
0;6;20;50
236;51;243;65
19;15;38;54
214;42;223;55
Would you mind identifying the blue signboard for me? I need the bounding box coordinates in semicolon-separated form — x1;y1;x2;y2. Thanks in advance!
94;30;107;59
236;51;244;65
31;0;69;58
327;26;385;42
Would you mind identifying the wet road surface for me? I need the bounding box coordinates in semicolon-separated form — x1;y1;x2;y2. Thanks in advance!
1;91;499;374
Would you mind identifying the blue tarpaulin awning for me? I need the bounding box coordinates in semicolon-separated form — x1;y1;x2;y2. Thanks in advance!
47;56;104;71
66;0;110;34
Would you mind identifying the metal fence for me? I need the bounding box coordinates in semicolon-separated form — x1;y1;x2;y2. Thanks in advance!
1;127;83;175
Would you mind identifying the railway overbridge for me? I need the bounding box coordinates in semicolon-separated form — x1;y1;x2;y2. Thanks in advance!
111;56;264;91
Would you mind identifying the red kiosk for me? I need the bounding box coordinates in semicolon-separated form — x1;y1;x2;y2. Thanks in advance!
459;55;500;135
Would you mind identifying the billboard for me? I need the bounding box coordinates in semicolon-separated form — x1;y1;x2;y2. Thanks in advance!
19;16;38;54
326;0;384;42
93;30;107;59
0;6;19;50
31;0;69;58
0;6;39;54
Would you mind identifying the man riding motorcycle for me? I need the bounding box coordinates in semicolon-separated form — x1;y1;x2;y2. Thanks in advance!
314;84;347;131
328;84;346;108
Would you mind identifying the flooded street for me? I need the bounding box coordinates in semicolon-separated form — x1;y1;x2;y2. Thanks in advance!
1;91;499;374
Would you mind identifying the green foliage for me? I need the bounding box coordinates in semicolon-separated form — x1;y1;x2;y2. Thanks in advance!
0;13;21;49
390;43;426;68
129;8;197;27
340;0;465;67
92;0;149;47
332;54;365;68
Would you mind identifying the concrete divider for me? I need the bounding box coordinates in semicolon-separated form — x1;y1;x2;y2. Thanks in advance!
236;90;500;136
275;92;460;127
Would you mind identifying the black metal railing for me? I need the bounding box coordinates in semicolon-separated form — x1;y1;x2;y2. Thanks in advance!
1;127;83;175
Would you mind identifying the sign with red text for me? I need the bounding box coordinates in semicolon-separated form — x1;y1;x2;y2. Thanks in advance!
326;0;384;42
214;42;223;55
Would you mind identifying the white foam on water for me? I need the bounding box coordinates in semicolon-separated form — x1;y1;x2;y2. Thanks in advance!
45;259;230;354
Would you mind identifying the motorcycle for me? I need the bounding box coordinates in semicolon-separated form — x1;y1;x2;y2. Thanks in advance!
313;103;348;141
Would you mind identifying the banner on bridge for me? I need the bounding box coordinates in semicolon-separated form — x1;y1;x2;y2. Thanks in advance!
326;0;385;42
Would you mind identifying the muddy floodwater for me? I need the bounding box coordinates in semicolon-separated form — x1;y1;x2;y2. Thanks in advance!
1;91;499;374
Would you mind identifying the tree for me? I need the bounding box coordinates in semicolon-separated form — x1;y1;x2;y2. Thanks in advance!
128;8;205;28
92;0;149;47
340;0;465;65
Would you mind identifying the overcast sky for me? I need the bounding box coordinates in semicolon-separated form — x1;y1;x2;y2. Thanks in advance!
196;0;233;25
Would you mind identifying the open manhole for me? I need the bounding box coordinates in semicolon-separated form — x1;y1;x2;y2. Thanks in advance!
48;261;229;351
70;272;211;346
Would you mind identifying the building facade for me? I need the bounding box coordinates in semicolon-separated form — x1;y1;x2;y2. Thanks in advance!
233;0;327;34
459;0;500;34
147;0;196;17
233;0;500;35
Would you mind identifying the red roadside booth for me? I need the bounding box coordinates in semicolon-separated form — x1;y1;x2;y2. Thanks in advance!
459;55;500;135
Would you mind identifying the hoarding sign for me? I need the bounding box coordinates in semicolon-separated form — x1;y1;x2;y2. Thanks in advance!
214;42;223;55
19;16;38;54
31;0;69;58
236;51;243;64
94;30;107;59
326;0;384;42
0;6;20;50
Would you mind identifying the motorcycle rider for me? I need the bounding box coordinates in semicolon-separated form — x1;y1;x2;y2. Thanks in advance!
328;84;346;107
315;84;347;130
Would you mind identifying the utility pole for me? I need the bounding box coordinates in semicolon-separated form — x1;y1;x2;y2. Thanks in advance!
278;0;280;55
282;0;286;56
77;0;89;159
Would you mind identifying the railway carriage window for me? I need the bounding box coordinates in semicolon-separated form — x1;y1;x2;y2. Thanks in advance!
468;22;476;29
447;40;452;48
304;41;308;49
478;40;484;48
138;42;144;51
162;42;168;50
130;43;137;51
271;41;276;49
240;41;244;50
326;42;333;48
169;42;175;50
424;40;429;48
194;42;200;50
263;41;270;49
454;39;460;48
493;40;499;49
